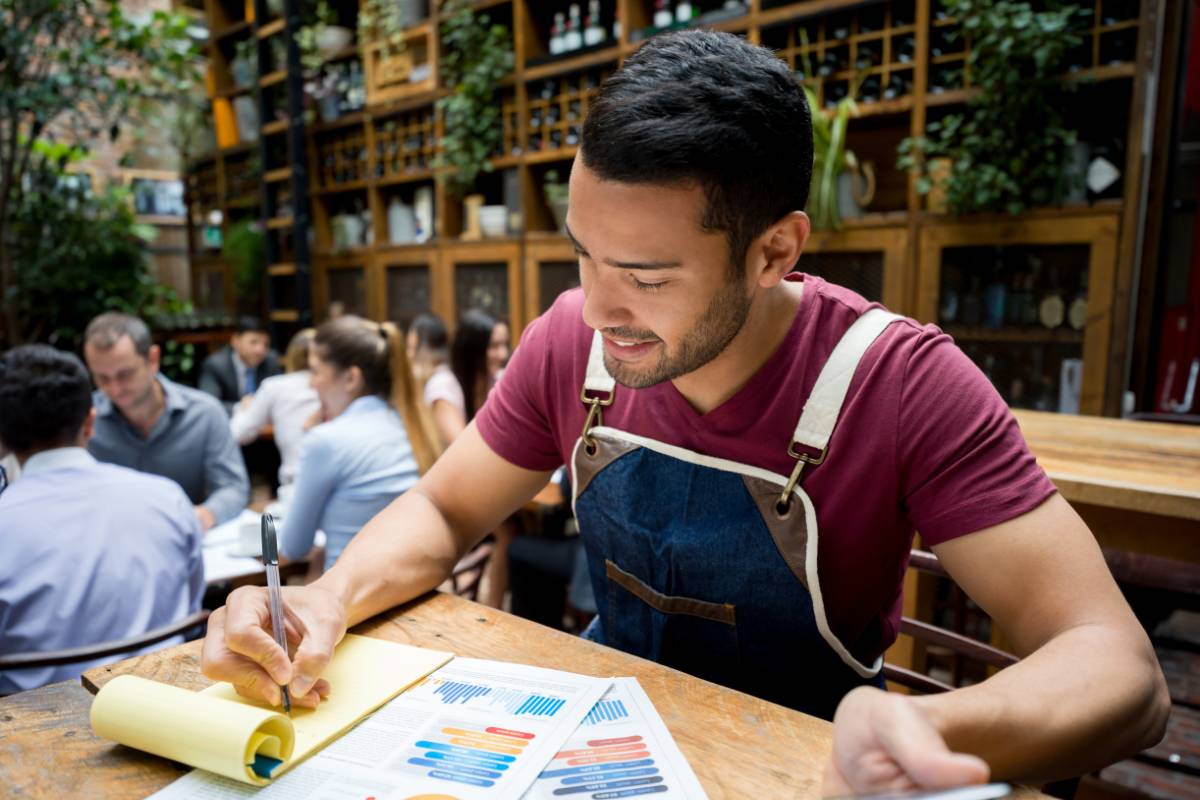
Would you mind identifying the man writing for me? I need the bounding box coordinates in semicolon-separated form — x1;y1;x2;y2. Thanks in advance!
201;32;1166;792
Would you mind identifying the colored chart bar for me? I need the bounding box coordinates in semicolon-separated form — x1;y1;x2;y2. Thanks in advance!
541;758;657;779
551;775;665;795
433;681;493;704
583;699;631;725
515;695;567;717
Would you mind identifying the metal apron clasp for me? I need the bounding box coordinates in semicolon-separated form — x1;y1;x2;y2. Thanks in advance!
580;386;614;455
777;441;826;515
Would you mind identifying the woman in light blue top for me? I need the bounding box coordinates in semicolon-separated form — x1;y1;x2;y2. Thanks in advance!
280;315;442;569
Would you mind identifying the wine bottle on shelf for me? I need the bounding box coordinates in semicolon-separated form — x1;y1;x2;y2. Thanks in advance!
883;73;910;100
612;5;620;40
824;81;848;108
817;51;841;78
654;0;672;28
564;4;583;52
540;79;557;100
983;249;1007;330
855;43;880;70
896;34;916;63
939;280;959;324
675;0;693;24
829;17;850;41
858;5;885;33
859;74;881;103
550;12;565;55
960;275;983;327
530;108;543;129
566;125;580;147
584;0;605;46
1006;268;1029;327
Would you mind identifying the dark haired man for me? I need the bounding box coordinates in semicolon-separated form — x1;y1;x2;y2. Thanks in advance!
199;315;283;415
201;31;1167;792
0;345;204;694
84;312;249;529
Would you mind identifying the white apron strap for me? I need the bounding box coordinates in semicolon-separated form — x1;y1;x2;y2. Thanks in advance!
792;307;903;454
580;331;617;448
584;330;616;396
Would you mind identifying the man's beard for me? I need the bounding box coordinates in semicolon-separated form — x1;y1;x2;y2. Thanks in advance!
604;274;752;389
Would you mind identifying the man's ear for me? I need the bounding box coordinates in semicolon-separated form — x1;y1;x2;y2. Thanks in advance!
147;344;162;375
78;407;97;446
750;211;810;289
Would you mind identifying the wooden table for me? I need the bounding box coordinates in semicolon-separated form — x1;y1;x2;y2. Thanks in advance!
0;592;1042;799
1012;410;1200;564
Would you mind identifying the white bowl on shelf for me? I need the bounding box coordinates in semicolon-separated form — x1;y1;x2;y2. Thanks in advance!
479;205;509;238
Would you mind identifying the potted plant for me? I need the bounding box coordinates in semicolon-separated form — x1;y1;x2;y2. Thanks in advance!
436;0;514;198
296;0;349;73
897;0;1087;215
223;221;266;310
543;169;569;233
798;39;872;231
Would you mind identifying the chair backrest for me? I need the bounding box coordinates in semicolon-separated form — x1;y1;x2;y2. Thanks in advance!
450;542;494;603
0;610;210;671
882;550;1018;694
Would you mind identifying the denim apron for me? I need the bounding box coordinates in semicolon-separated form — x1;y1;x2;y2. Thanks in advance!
571;308;902;720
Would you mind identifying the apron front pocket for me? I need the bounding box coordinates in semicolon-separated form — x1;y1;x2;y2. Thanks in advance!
603;559;741;685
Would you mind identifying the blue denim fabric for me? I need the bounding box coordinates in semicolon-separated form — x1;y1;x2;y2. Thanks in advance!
574;443;882;721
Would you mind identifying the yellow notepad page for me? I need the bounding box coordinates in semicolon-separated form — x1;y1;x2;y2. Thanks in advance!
90;634;453;785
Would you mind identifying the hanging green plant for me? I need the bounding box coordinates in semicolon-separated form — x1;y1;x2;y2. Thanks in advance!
295;0;337;73
358;0;409;62
223;221;266;308
436;0;514;198
896;0;1087;215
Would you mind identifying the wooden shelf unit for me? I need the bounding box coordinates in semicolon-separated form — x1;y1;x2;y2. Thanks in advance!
184;0;312;337
184;0;1157;414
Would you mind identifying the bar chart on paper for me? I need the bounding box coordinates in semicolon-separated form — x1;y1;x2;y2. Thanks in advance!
525;678;709;799
414;677;570;718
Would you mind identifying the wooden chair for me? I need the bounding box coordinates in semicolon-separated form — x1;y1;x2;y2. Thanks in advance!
0;610;210;673
883;549;1018;694
449;542;494;603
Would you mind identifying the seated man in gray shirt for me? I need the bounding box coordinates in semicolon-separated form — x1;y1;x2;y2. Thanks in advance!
0;344;204;694
83;312;249;530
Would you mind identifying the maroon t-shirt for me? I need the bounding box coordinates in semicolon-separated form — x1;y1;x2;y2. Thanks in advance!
476;273;1056;659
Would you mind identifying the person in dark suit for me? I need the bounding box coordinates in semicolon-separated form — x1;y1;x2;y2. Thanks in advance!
198;316;283;416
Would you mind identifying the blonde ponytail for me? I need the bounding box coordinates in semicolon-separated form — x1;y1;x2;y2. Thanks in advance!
381;321;443;475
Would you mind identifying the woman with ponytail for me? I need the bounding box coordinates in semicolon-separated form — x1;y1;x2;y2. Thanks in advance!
279;315;442;569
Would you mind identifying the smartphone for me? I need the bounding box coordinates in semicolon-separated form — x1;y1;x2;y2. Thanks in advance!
827;783;1012;800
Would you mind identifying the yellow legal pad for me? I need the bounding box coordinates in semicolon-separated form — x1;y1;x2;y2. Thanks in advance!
89;633;453;785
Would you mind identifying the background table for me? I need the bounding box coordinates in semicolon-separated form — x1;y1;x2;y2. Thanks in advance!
1012;410;1200;564
0;592;1045;799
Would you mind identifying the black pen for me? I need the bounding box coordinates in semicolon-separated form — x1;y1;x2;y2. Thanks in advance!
261;514;292;716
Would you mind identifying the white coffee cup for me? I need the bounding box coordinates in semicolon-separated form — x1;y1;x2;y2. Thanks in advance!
234;518;263;558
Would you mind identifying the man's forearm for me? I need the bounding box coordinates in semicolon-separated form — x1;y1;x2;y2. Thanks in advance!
914;623;1169;784
313;488;470;627
205;482;248;525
